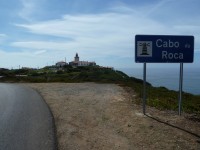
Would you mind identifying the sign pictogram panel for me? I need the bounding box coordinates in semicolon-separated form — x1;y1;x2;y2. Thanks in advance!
137;41;152;57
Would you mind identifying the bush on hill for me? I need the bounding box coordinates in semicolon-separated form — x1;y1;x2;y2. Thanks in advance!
0;66;199;115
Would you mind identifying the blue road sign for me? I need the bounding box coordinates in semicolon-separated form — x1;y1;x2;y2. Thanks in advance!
135;35;194;63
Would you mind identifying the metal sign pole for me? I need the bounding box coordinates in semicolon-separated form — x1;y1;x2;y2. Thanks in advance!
135;35;194;116
178;63;183;116
143;63;147;115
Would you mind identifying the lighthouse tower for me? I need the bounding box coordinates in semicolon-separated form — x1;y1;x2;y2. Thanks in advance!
74;53;79;62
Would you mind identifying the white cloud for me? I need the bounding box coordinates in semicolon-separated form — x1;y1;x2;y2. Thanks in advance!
18;0;46;21
0;34;7;44
11;41;73;50
34;50;47;55
18;0;36;21
13;2;200;68
0;50;39;69
0;34;7;37
14;11;176;60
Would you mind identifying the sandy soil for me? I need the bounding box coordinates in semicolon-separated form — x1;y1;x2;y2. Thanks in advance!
23;83;200;150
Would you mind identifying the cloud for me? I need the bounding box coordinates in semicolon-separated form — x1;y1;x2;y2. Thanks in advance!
34;50;47;55
18;0;36;21
11;41;73;50
18;0;46;21
0;34;7;44
14;10;175;60
16;12;169;38
134;0;173;18
0;49;40;68
12;2;200;68
0;34;7;37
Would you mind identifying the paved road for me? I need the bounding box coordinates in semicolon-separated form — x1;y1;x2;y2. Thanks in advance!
0;83;57;150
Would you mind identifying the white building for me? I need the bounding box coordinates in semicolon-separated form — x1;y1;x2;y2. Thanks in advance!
69;53;96;67
56;61;67;67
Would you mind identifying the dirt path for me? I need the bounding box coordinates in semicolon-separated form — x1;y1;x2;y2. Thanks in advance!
24;83;200;150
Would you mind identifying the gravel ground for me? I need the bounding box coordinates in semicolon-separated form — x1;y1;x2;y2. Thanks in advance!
24;83;200;150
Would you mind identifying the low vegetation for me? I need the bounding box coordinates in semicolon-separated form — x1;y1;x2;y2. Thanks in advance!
0;66;199;115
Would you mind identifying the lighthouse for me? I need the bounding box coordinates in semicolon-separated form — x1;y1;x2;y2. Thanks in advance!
74;53;79;62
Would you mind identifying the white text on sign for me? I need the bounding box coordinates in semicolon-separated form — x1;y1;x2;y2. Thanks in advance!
162;51;183;60
156;39;179;48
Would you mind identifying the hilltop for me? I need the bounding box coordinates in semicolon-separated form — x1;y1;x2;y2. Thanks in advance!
0;65;199;116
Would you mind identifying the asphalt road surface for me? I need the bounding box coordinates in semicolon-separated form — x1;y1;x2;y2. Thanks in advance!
0;83;57;150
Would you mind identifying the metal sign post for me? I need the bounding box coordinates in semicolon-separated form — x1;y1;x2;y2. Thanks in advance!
178;63;183;115
143;63;147;115
135;35;194;116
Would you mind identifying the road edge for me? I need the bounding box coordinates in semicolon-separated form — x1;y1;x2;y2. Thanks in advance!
21;84;58;150
34;89;58;150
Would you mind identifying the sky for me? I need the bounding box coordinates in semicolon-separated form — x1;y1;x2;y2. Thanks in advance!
0;0;200;69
